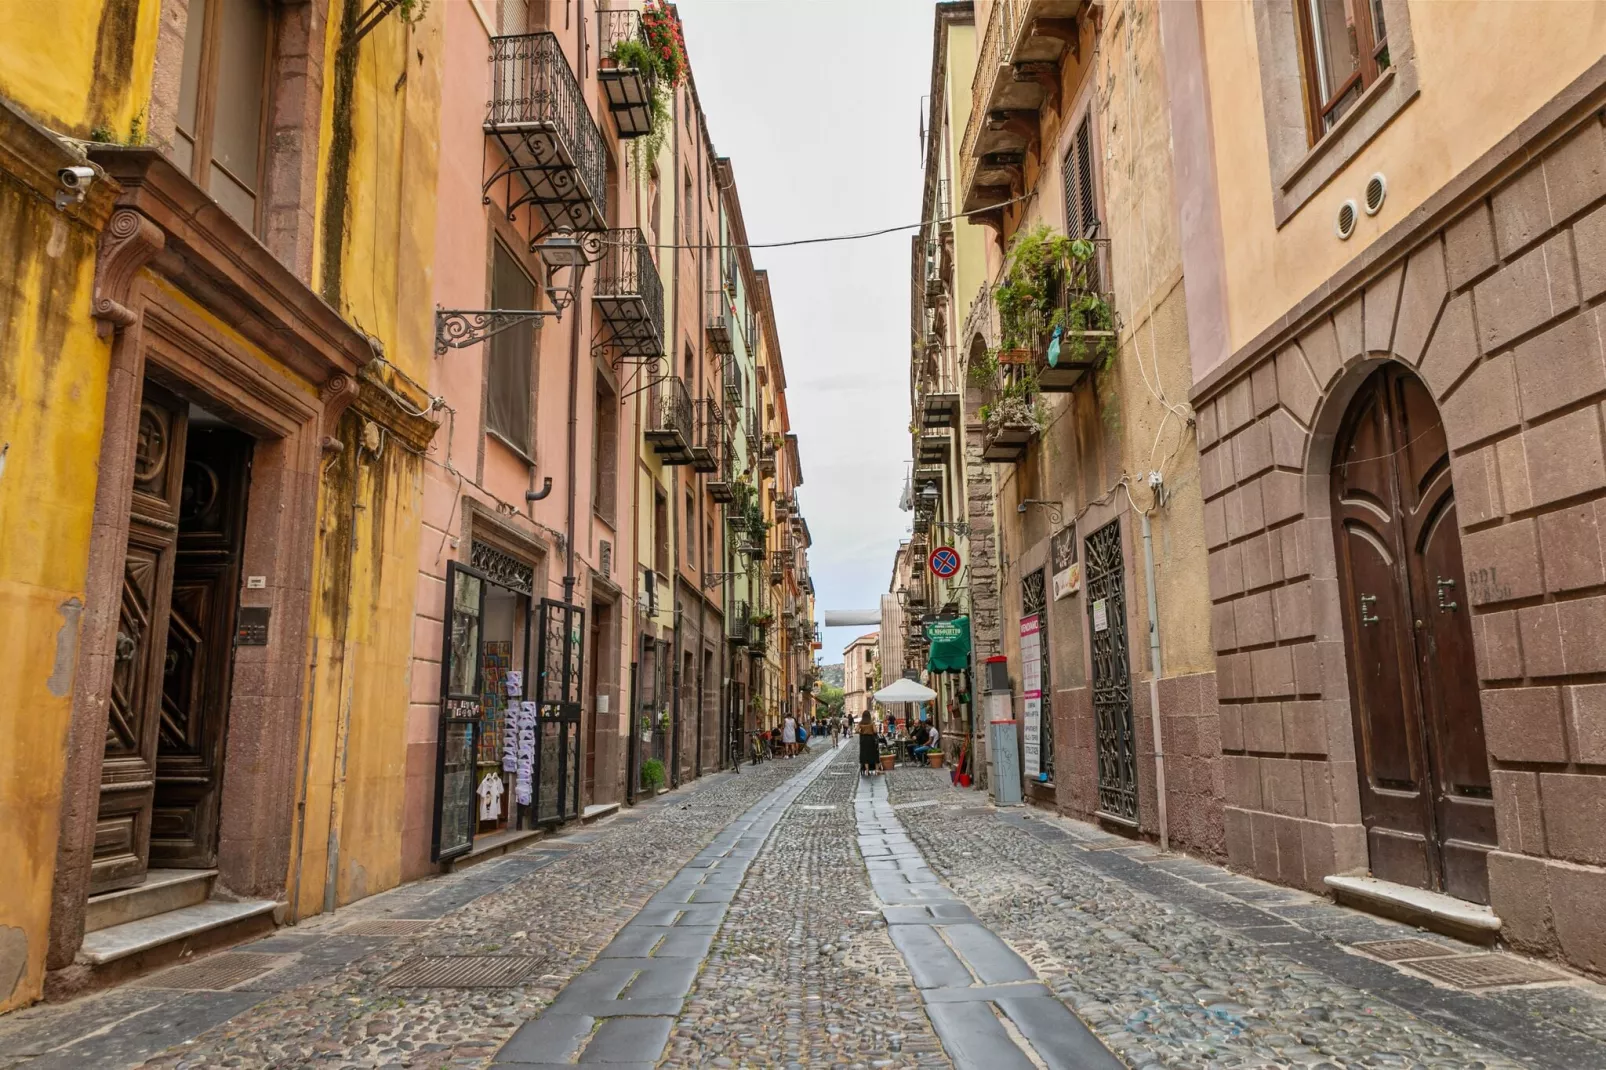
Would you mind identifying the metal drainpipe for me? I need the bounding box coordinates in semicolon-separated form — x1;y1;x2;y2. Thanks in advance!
1140;509;1169;853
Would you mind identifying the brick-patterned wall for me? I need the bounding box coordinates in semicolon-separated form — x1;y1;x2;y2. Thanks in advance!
1196;110;1606;974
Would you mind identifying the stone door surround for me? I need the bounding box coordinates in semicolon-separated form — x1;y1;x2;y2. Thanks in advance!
48;149;374;974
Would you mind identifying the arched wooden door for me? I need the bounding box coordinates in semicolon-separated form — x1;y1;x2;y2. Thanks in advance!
1330;365;1495;903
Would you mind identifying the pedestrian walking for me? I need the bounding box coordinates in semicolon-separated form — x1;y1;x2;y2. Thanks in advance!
858;711;880;776
782;713;797;757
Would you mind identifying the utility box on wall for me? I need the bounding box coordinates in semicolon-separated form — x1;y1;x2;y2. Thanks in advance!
990;718;1022;806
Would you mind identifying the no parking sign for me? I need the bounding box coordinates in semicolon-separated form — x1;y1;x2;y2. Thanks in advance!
929;546;961;579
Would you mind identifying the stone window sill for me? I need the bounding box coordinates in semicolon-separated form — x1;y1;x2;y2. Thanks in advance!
486;429;536;468
1274;64;1419;228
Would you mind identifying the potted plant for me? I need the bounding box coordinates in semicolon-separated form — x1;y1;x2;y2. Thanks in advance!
642;758;666;793
879;749;896;771
926;750;944;768
994;223;1116;388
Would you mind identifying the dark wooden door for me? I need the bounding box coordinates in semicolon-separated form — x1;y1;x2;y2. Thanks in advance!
95;382;190;893
152;426;252;868
1331;365;1494;902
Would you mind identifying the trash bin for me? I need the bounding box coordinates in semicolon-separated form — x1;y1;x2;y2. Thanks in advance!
989;719;1022;806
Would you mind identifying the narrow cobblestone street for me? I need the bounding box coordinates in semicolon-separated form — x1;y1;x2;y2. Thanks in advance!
3;742;1605;1068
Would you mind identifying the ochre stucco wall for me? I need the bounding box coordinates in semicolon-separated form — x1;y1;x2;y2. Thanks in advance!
0;174;112;1013
0;0;160;140
1200;0;1606;363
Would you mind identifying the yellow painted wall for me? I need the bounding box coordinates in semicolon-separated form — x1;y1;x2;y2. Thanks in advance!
291;4;442;915
1200;0;1606;362
946;22;988;317
0;176;111;1011
0;0;160;140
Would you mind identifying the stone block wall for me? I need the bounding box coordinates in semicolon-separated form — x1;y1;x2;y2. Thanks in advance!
1194;104;1606;974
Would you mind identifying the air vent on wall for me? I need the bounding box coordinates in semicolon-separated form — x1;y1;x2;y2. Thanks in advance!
1364;172;1387;215
1335;199;1358;240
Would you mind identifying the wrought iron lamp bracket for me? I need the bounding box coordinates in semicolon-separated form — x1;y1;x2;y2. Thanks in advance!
700;570;744;590
435;308;554;355
1020;498;1065;527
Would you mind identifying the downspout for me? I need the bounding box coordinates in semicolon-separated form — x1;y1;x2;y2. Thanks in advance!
1141;509;1169;853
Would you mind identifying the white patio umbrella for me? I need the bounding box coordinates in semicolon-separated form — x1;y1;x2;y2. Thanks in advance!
873;678;938;703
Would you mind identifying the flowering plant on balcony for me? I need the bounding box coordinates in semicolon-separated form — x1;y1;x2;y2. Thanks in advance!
641;0;688;87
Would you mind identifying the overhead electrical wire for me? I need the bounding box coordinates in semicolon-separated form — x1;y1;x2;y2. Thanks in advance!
614;192;1033;253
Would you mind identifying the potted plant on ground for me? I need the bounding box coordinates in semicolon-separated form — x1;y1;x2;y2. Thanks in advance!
642;758;666;794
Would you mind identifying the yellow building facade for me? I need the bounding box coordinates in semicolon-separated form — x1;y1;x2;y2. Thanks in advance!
0;0;440;1008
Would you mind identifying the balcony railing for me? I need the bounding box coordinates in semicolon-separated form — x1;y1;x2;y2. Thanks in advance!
769;550;790;585
597;10;657;139
723;359;743;406
958;1;1086;216
917;428;950;465
593;228;664;358
706;290;734;355
645;374;694;464
691;398;721;473
486;32;607;236
708;430;734;502
727;599;750;645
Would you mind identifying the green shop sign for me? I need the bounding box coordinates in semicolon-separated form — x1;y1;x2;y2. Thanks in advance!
924;615;971;673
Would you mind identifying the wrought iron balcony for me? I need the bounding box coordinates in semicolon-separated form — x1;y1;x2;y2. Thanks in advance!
758;439;776;476
706;290;734;355
708;431;735;502
597;10;657;139
486;32;607;237
691;398;722;473
917;428;949;465
645;374;694;464
593;228;664;358
921;392;960;429
727;599;750;645
981;412;1036;463
769;550;789;585
723;359;743;406
958;1;1088;219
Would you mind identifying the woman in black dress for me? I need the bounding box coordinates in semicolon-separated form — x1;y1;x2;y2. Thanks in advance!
857;711;880;775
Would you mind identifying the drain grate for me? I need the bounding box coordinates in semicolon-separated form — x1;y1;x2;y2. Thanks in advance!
382;955;548;988
338;918;433;937
137;953;281;990
1405;953;1564;989
1353;938;1463;962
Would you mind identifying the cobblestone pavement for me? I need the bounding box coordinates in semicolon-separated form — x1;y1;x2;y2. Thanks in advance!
0;752;820;1070
884;766;1606;1070
8;745;1606;1069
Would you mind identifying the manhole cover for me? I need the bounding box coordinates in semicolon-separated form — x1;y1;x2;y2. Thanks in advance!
137;953;280;990
1352;938;1462;962
1405;953;1565;988
339;919;433;936
382;955;548;988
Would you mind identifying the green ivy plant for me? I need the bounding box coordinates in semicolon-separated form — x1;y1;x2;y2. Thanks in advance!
641;758;665;790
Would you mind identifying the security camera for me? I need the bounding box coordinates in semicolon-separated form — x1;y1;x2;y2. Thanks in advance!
55;165;95;210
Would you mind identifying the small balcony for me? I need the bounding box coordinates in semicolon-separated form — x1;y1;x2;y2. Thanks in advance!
486;32;607;236
958;1;1088;218
706;290;734;355
917;429;949;466
921;392;960;429
691;398;722;472
597;10;657;140
774;493;794;519
758;440;776;476
645;374;694;464
708;432;735;502
593;228;664;358
723;359;743;406
769;550;790;586
981;410;1036;463
727;599;750;645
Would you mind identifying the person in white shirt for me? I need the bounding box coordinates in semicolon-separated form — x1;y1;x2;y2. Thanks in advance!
912;723;941;764
781;714;798;757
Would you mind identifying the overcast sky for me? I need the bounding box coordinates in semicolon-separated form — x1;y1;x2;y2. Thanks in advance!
676;0;933;664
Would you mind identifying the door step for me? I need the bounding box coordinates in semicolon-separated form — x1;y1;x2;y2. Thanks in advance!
1325;875;1502;944
85;869;217;933
581;802;620;823
78;899;278;968
447;828;545;872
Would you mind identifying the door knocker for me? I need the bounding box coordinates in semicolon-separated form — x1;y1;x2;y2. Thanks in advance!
1437;578;1458;612
115;630;138;661
1359;593;1379;627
